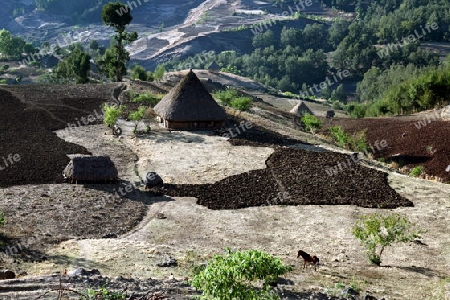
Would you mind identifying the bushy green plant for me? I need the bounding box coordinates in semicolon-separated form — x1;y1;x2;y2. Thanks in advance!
191;248;292;300
230;96;253;111
213;88;240;106
83;286;126;299
352;213;422;265
103;104;123;127
329;126;368;153
409;165;424;177
130;64;153;81
131;93;163;107
128;106;146;121
301;113;323;134
329;126;348;147
348;129;369;153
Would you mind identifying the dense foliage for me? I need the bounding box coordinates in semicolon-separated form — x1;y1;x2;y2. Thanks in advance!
191;249;292;300
0;29;37;60
213;88;253;111
55;43;91;84
163;0;448;116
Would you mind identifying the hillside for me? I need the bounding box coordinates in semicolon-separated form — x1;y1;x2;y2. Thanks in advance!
0;82;449;299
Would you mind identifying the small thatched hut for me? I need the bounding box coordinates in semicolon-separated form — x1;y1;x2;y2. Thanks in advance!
153;70;226;130
63;156;118;183
207;61;221;73
290;101;313;116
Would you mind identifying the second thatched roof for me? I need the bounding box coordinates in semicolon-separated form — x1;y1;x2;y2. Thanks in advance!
154;70;226;122
290;101;313;115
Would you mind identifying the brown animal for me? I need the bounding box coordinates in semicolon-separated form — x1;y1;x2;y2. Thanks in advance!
297;250;319;271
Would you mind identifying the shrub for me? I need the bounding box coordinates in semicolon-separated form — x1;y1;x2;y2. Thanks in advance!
329;126;369;153
191;248;292;300
213;88;253;111
131;93;163;107
82;286;126;299
348;129;369;153
213;88;240;106
409;165;424;177
301;113;322;134
128;106;146;121
130;64;154;82
329;126;348;147
103;104;123;127
230;96;253;111
352;213;422;265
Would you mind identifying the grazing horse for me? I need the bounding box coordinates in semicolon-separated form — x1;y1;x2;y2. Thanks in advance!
297;250;319;271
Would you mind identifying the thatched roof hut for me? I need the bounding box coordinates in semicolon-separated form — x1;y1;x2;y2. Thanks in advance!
154;70;226;130
290;101;313;116
63;156;118;183
208;61;221;73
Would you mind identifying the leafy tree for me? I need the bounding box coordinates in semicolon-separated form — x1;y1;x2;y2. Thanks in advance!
352;213;422;265
0;29;26;59
331;84;347;102
103;104;123;131
100;2;138;81
153;65;166;81
56;47;91;84
252;29;275;49
191;248;292;300
130;64;153;81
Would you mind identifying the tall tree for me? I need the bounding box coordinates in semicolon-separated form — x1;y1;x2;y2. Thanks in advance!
56;46;91;84
100;2;138;82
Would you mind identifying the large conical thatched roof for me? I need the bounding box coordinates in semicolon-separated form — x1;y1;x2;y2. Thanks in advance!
154;70;226;122
290;101;313;115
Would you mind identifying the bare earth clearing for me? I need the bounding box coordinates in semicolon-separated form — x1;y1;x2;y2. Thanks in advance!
0;84;449;299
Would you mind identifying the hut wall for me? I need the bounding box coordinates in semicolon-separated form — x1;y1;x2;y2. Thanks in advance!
163;119;225;130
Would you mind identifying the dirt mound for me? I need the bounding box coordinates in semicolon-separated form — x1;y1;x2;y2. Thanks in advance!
325;117;450;182
0;88;108;187
154;148;413;210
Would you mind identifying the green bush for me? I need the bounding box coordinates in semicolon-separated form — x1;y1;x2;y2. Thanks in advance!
103;104;123;127
213;88;240;106
329;126;368;153
352;213;422;265
409;166;424;177
345;102;368;118
82;286;126;299
230;96;253;111
130;64;154;82
329;126;348;147
131;93;163;107
128;107;146;121
191;248;292;300
301;113;322;134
